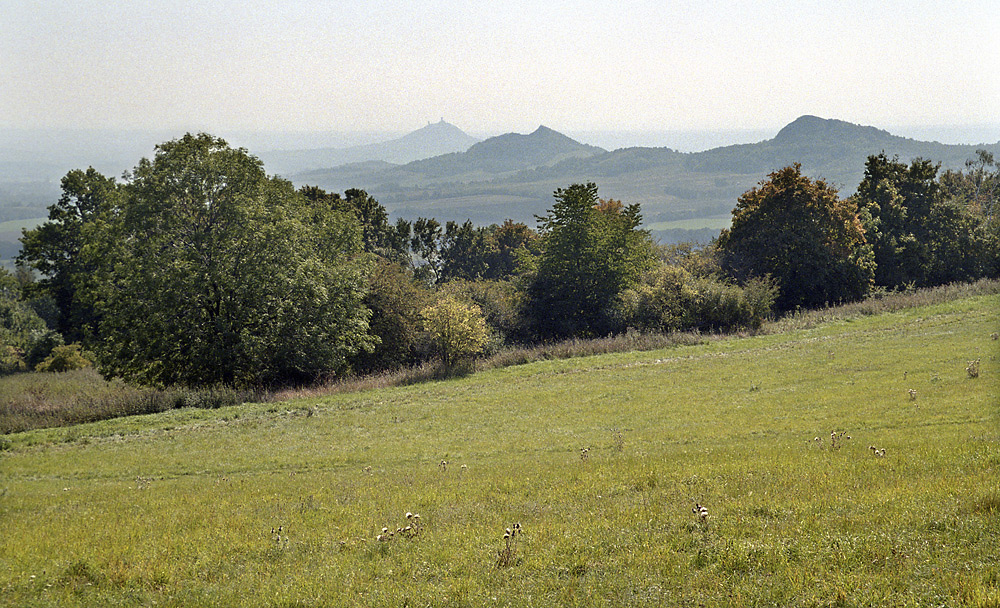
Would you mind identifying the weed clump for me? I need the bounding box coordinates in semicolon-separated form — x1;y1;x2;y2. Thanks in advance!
868;445;887;457
967;359;980;378
495;522;522;568
693;502;709;523
376;512;422;542
815;430;851;450
612;428;625;452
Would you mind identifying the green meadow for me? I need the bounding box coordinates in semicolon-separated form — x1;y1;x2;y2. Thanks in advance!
645;215;733;231
1;294;998;607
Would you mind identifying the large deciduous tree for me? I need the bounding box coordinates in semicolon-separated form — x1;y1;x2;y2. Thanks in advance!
90;134;374;387
524;183;654;338
18;168;120;342
718;164;874;311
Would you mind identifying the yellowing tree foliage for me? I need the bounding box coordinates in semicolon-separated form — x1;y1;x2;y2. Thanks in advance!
420;296;489;366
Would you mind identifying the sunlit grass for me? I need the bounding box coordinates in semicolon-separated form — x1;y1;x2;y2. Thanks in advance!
1;293;998;606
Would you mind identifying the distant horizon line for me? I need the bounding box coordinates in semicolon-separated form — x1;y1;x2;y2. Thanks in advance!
3;118;1000;156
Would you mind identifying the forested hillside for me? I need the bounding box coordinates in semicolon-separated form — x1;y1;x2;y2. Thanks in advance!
291;116;1000;229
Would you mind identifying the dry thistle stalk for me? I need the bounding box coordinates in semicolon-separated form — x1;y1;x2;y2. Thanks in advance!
612;429;625;452
967;359;980;378
693;502;709;523
495;522;522;568
824;430;851;450
376;512;423;543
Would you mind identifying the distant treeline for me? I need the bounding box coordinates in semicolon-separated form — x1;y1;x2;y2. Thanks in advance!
2;134;996;388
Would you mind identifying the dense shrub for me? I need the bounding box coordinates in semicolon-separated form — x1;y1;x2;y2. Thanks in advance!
419;295;490;366
682;275;777;331
618;265;777;333
34;343;93;372
439;279;526;346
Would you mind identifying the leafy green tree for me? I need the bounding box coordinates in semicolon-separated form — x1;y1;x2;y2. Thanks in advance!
420;295;489;366
411;217;443;284
718;164;874;311
0;267;58;374
856;153;994;288
440;220;491;282
439;279;524;344
944;149;998;221
483;220;540;280
349;259;430;374
90;133;374;387
300;186;410;263
18;168;120;341
524;184;654;338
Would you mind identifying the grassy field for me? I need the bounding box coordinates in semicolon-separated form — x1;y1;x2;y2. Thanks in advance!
1;293;998;607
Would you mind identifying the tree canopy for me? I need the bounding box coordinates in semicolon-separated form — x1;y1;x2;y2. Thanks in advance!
718;164;874;311
86;134;374;387
525;183;654;338
855;153;995;288
18;168;120;342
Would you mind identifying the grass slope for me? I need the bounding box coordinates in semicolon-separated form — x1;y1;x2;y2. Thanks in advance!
1;295;998;607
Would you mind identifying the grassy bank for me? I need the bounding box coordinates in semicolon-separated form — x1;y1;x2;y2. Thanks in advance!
1;291;998;606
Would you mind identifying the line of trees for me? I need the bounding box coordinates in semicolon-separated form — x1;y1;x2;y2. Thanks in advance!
2;133;997;385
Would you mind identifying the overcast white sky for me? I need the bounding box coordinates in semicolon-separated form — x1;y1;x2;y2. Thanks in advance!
3;0;998;137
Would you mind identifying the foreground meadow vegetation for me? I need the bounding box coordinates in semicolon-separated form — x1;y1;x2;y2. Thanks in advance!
1;293;998;607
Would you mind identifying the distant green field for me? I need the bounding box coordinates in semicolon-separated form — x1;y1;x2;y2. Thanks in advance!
0;217;45;236
0;218;45;266
646;215;732;231
2;294;998;607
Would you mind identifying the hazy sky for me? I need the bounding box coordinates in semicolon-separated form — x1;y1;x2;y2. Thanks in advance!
3;0;998;136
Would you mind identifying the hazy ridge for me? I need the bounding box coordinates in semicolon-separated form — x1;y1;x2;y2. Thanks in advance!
2;116;999;255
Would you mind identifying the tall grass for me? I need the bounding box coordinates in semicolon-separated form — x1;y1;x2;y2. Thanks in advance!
766;278;1000;332
0;369;269;434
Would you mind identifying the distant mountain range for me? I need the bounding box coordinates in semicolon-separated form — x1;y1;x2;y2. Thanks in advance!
2;116;999;254
258;119;480;175
285;115;1000;234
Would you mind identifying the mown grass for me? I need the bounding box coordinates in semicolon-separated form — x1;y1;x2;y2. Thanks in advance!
1;292;998;607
